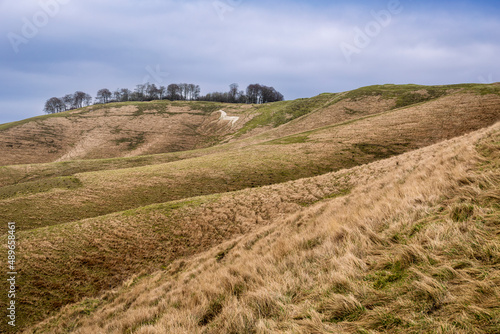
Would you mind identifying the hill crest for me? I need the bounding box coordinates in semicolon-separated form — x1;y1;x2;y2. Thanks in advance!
1;83;499;166
0;82;499;332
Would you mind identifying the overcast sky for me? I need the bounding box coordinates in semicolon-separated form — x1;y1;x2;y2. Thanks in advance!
0;0;499;123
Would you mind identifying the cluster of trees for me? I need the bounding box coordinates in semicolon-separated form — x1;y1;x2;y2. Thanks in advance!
199;83;284;104
94;83;202;103
246;84;284;104
43;91;93;114
44;82;284;114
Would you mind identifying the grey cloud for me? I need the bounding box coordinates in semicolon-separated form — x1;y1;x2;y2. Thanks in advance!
0;1;498;123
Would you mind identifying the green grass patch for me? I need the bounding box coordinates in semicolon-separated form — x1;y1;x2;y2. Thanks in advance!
450;203;475;222
188;102;226;113
331;305;366;323
263;134;310;145
0;176;82;200
122;195;218;218
367;261;408;290
372;313;408;330
340;83;500;106
394;89;447;108
0;110;76;132
114;132;146;150
344;107;366;115
355;142;410;159
236;93;336;135
342;84;429;101
74;299;101;316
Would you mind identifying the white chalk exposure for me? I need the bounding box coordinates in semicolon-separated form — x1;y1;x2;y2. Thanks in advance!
218;110;239;126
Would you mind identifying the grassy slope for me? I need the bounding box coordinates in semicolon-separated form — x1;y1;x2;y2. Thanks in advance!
9;161;352;330
0;93;354;185
27;122;500;334
0;95;351;186
0;100;234;134
1;88;499;231
0;150;206;188
0;100;255;166
1;83;497;182
1;83;498;168
0;83;498;332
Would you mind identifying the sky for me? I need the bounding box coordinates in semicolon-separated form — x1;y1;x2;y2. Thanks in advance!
0;0;499;123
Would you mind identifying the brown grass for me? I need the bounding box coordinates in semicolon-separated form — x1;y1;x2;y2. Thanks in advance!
0;84;498;332
3;160;351;330
2;84;498;167
0;101;252;166
2;91;499;231
25;123;500;333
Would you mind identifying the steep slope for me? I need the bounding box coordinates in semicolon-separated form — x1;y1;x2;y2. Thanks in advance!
0;101;254;165
2;83;498;166
1;88;499;231
0;83;498;332
231;83;500;144
26;121;500;334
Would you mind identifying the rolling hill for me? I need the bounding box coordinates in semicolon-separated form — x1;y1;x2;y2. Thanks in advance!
0;83;499;333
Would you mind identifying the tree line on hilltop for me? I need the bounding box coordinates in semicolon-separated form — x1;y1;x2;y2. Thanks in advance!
43;83;284;114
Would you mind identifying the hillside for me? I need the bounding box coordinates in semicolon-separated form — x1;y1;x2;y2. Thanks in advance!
0;101;252;165
25;113;500;334
0;83;499;332
2;83;499;167
1;85;500;231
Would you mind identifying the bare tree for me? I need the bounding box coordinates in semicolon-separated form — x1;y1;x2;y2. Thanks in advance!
146;83;160;100
261;86;283;103
83;93;93;106
228;83;239;103
73;91;88;109
120;88;131;102
158;86;166;100
43;97;65;114
246;84;261;104
167;84;180;100
134;84;146;101
193;84;201;100
96;88;112;104
178;83;188;100
112;89;121;102
245;84;284;104
62;94;74;110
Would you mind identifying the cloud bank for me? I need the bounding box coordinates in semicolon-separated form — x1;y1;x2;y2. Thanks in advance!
0;0;499;123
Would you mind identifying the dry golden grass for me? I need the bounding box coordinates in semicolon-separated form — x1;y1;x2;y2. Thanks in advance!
2;84;497;167
0;101;251;165
6;158;352;330
1;83;498;332
244;94;396;142
2;90;499;231
25;122;500;333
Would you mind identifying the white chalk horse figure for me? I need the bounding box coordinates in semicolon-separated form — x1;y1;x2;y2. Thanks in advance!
218;110;239;127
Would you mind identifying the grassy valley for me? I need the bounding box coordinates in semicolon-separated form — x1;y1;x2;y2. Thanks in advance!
0;83;499;333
